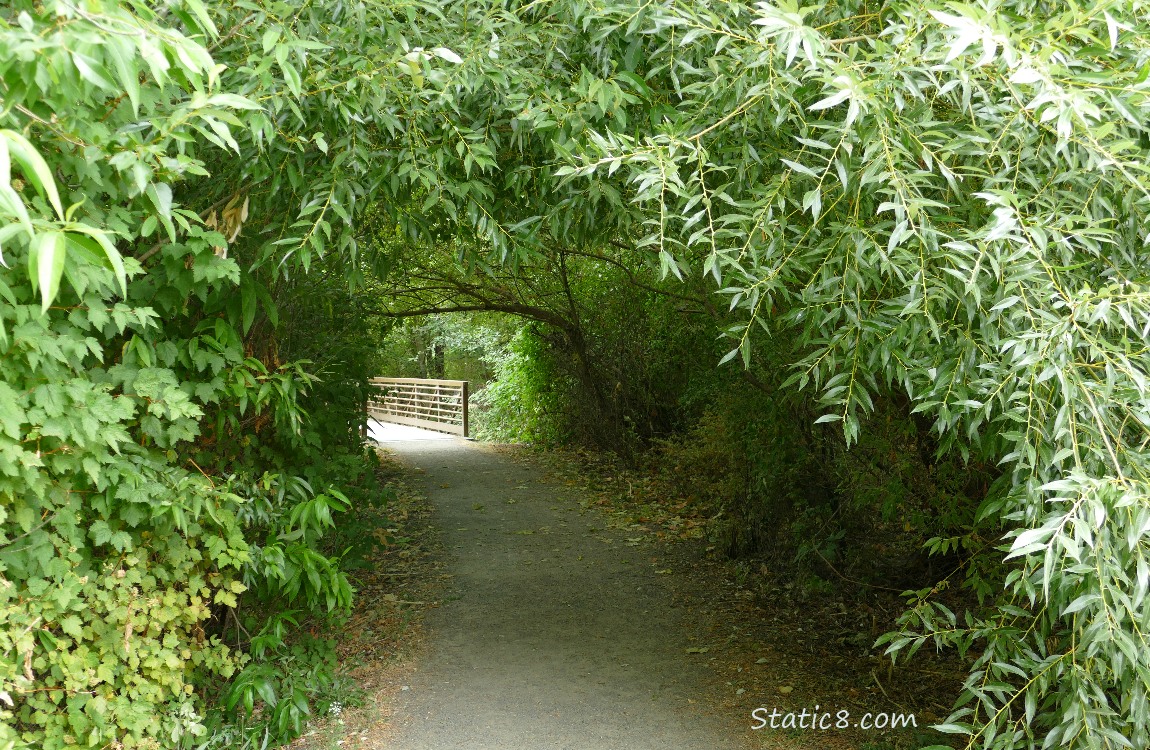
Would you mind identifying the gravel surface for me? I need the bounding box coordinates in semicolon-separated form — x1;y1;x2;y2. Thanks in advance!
382;437;745;750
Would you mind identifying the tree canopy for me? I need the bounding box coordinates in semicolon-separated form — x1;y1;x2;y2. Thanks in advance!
2;1;1149;748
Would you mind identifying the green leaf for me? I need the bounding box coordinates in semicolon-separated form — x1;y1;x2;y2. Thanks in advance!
0;222;28;272
29;231;67;312
240;278;257;334
1006;526;1053;560
205;93;262;111
14;504;36;533
1;129;64;219
931;723;971;735
72;51;116;90
255;677;277;707
276;47;302;97
432;47;463;64
1062;593;1099;615
147;183;176;241
109;531;133;551
89;520;112;546
180;0;220;37
262;27;282;54
809;88;850;111
60;615;84;639
66;226;128;298
106;39;141;115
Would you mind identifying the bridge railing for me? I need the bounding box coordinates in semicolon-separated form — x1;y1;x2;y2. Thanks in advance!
367;377;469;437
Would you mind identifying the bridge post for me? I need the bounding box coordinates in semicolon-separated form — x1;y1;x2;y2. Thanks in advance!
360;390;368;440
461;380;469;438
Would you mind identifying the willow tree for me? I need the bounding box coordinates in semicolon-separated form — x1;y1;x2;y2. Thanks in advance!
558;2;1150;748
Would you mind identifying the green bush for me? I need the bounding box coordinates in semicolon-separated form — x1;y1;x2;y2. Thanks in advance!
0;241;250;749
0;4;381;747
473;325;571;445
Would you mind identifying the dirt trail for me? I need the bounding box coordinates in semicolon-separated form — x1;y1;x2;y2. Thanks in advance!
382;437;747;750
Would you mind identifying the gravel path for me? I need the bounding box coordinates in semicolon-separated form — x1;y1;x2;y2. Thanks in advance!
381;436;745;750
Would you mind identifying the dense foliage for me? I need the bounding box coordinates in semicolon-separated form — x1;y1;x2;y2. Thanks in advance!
555;3;1150;748
2;0;1148;748
0;2;389;748
374;1;1150;747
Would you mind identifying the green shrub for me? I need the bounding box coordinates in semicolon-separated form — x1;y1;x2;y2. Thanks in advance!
473;325;571;444
0;5;377;747
0;250;250;749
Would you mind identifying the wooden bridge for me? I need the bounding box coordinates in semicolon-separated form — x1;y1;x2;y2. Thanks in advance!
368;377;469;437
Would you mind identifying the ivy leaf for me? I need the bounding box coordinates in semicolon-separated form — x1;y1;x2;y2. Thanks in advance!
14;504;36;534
89;520;113;546
60;615;84;639
109;531;133;552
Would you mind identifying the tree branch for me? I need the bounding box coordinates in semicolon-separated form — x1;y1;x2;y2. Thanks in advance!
374;303;575;333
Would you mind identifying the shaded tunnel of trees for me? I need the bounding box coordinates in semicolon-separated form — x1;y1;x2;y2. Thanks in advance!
2;1;1149;749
